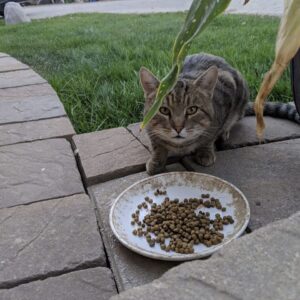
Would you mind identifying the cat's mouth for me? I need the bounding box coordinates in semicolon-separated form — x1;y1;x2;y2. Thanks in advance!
174;135;185;139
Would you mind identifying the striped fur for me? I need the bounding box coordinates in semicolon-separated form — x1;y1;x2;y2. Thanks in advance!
245;102;300;124
141;53;300;175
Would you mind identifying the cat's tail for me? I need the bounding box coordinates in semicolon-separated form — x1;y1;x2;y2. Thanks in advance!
245;102;300;124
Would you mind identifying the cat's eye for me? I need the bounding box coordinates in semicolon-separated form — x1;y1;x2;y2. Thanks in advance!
159;107;170;115
186;106;198;115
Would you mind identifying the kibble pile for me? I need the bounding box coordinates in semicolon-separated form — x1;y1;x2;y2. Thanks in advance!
131;190;234;254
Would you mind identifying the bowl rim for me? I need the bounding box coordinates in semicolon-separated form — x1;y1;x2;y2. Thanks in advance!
109;171;250;261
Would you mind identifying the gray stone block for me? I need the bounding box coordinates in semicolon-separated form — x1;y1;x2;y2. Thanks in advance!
73;127;150;185
0;117;75;146
224;116;300;149
0;69;46;89
0;84;66;124
0;53;9;58
4;2;31;25
183;139;300;230
89;164;186;291
0;139;84;208
112;212;300;300
0;267;117;300
0;56;29;72
0;194;106;289
127;123;151;150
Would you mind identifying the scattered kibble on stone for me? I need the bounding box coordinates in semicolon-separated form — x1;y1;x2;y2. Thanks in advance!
130;192;234;254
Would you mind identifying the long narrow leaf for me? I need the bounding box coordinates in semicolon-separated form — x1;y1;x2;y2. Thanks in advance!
141;0;231;129
254;0;300;138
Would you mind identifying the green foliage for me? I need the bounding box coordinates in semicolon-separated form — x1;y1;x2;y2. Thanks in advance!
0;13;289;133
141;0;231;129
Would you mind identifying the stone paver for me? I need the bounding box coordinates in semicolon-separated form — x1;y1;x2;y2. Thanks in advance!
183;139;300;230
23;0;283;20
73;127;150;186
0;56;29;73
0;194;106;289
89;164;186;291
0;138;84;208
0;53;9;58
127;123;151;151
128;117;300;152
0;267;117;300
0;69;46;89
112;211;300;300
0;84;66;125
222;116;300;149
0;117;75;146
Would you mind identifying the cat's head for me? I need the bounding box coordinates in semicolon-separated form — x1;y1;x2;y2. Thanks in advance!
139;66;218;145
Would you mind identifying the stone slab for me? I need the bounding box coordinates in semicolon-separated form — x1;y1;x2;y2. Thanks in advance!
0;139;84;208
223;116;300;149
0;69;46;89
0;56;29;73
0;53;9;58
0;84;66;124
112;211;300;300
0;194;106;289
0;267;117;300
89;164;186;291
183;139;300;230
0;117;75;146
128;117;300;152
127;123;151;150
73;127;150;186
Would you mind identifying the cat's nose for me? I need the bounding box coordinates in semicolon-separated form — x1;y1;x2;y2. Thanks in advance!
175;126;184;134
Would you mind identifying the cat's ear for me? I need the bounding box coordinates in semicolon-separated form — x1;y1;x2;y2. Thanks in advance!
193;66;218;95
139;67;160;96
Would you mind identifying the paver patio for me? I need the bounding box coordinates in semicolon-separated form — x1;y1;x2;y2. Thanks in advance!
0;51;299;299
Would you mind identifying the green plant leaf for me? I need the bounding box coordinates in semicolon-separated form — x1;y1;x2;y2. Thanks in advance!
141;0;232;129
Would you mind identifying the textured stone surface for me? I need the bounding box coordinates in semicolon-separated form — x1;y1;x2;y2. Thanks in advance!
0;267;117;300
0;194;106;289
0;53;9;58
112;212;300;300
4;2;31;25
127;123;151;150
73;127;150;185
183;139;300;230
223;116;300;149
0;69;46;89
0;139;84;208
0;56;29;72
0;117;75;146
0;84;66;124
89;164;186;291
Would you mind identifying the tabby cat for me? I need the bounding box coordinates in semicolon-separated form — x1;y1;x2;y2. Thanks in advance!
140;53;300;175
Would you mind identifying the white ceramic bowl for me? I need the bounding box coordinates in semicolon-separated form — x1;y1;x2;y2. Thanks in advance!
109;172;250;261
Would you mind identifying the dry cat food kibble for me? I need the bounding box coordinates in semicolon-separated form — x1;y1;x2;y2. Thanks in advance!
130;192;234;254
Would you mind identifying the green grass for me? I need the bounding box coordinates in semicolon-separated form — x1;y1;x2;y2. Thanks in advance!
0;13;291;133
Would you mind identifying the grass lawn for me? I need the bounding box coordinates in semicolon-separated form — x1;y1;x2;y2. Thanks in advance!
0;13;291;133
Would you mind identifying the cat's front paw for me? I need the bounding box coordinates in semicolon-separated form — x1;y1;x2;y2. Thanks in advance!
194;150;216;167
146;159;166;175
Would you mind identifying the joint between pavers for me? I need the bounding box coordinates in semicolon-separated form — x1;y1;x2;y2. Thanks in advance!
0;67;30;74
0;263;104;290
0;81;48;90
1;192;87;210
125;126;150;152
87;190;120;293
217;134;300;151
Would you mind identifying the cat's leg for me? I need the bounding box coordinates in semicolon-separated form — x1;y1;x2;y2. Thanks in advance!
194;143;216;167
146;145;168;175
